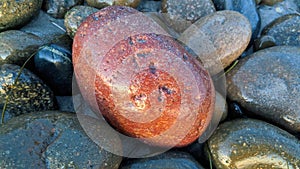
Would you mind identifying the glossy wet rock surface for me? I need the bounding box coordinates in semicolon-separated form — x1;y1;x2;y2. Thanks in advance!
208;118;300;169
0;64;56;122
0;111;122;168
227;46;300;133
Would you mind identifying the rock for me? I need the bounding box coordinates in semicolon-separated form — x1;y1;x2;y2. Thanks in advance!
34;44;73;95
261;14;300;46
257;0;299;35
0;30;43;67
121;151;205;169
0;0;42;32
0;64;56;122
21;11;72;50
136;0;161;12
161;0;216;33
86;0;141;9
0;111;122;168
261;0;283;5
207;118;300;169
56;96;75;112
179;10;251;75
64;5;99;38
42;0;83;18
212;0;260;40
227;101;248;119
226;46;300;133
253;35;276;51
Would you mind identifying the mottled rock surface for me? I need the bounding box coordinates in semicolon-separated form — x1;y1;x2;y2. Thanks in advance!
42;0;83;18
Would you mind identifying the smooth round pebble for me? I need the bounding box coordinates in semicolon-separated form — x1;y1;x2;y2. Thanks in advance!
0;30;43;66
64;5;99;38
212;0;260;40
226;46;300;133
42;0;83;18
0;64;56;122
208;118;300;169
0;111;122;168
262;14;300;46
161;0;216;33
179;10;251;75
0;0;42;31
121;151;205;169
34;44;73;95
86;0;141;9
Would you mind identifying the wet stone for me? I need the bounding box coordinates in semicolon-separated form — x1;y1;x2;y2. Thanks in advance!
0;64;56;122
253;35;276;51
0;30;43;66
226;46;300;133
257;0;299;34
212;0;260;40
0;111;122;168
21;11;72;50
179;10;251;75
0;0;42;32
161;0;216;33
137;0;162;12
261;14;300;46
64;5;99;38
34;44;73;96
208;118;300;169
121;151;205;169
86;0;141;9
42;0;83;18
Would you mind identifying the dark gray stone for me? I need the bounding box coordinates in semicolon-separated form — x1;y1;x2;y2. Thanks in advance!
21;11;72;50
34;44;73;95
42;0;83;18
0;0;42;32
121;151;205;169
64;5;99;38
0;64;56;123
0;111;122;168
262;14;300;46
137;0;162;12
208;119;300;169
212;0;261;40
253;35;276;51
56;96;75;112
226;46;300;133
0;30;43;66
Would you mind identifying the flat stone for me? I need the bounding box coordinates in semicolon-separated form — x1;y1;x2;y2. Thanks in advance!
0;30;43;66
42;0;84;18
226;46;300;133
0;64;56;122
64;5;99;38
86;0;141;9
262;14;300;46
0;111;122;168
21;11;72;50
121;151;205;169
212;0;260;40
0;0;42;31
208;118;300;169
179;10;251;75
34;44;73;95
161;0;216;33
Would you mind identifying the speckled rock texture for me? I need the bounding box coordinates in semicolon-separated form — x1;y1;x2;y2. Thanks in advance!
0;64;56;122
0;30;43;66
226;46;300;133
208;118;300;169
0;0;42;31
42;0;84;18
86;0;141;9
0;111;122;168
64;5;99;38
179;10;252;75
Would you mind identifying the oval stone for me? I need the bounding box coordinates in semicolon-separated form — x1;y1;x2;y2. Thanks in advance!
0;64;56;122
179;10;251;75
121;151;205;169
208;118;300;169
0;111;122;168
0;0;42;31
226;46;300;133
262;14;300;46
